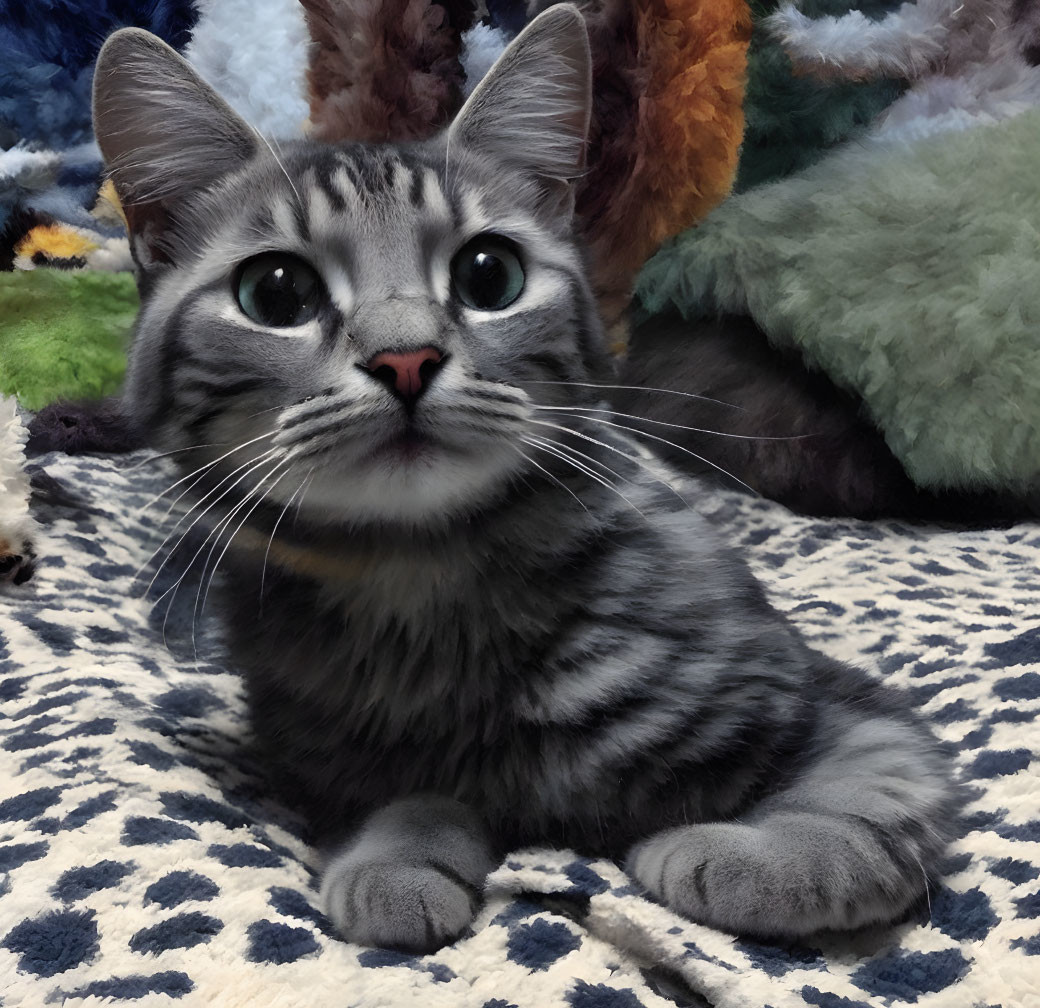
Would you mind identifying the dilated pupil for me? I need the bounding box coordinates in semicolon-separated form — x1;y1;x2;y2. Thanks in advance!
255;267;304;326
469;253;507;308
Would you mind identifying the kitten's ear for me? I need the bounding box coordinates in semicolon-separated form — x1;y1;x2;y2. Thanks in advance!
92;28;258;266
448;3;591;211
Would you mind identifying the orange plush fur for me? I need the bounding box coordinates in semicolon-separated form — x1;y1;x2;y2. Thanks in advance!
570;0;750;347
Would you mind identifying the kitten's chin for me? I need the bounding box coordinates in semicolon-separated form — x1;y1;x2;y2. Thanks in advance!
296;447;521;528
363;429;442;466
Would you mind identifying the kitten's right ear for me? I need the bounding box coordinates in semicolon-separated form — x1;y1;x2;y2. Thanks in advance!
92;28;258;266
448;4;591;213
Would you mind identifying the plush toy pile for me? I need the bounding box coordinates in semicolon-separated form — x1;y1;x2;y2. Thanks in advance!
637;0;1040;501
0;0;749;396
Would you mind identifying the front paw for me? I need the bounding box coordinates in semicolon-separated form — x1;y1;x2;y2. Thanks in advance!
322;857;479;953
628;823;796;937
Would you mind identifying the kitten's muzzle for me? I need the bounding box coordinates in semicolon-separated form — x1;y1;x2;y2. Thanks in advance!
360;347;445;411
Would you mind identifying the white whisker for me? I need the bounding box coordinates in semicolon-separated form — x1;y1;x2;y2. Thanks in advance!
124;442;226;471
515;442;589;513
152;442;279;530
133;430;275;516
247;403;290;420
526;418;693;506
535;405;814;441
135;446;281;586
194;463;293;648
155;454;286;649
261;467;314;603
189;462;286;650
538;413;758;496
142;449;283;597
514;379;743;410
522;435;648;520
525;433;630;486
256;129;301;206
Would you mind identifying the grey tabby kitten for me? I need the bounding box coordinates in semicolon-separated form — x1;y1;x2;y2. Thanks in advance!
94;6;958;953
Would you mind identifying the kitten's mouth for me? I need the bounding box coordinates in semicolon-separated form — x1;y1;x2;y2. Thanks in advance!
388;430;430;460
369;427;437;465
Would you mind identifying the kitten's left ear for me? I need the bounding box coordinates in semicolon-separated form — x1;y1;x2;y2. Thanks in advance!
448;3;591;213
93;28;259;267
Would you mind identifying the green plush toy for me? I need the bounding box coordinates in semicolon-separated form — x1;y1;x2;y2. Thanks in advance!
737;0;904;191
0;271;137;411
637;107;1040;496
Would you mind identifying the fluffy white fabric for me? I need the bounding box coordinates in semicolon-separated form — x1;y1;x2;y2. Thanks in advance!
461;23;511;96
183;2;510;134
767;0;1040;141
0;399;34;552
1;450;1037;1006
0;147;61;187
183;0;311;139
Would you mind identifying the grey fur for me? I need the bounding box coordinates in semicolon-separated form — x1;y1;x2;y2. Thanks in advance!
95;6;958;953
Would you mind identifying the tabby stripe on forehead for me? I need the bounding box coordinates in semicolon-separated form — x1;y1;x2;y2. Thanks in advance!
332;156;364;205
248;204;275;236
313;162;346;213
438;174;464;233
291;195;311;244
353;153;387;197
382;157;397;194
367;153;395;198
409;165;425;208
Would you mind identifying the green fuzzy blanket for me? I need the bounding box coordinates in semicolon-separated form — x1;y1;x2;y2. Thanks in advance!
0;271;136;410
636;108;1040;494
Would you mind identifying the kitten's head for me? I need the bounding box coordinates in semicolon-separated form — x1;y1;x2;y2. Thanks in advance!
94;5;611;528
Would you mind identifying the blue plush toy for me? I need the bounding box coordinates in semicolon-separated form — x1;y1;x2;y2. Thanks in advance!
0;1;196;150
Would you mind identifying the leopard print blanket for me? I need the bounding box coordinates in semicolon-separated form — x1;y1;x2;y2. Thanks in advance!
0;450;1036;1007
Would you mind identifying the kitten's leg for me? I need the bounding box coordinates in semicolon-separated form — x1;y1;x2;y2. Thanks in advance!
628;710;956;938
321;794;497;952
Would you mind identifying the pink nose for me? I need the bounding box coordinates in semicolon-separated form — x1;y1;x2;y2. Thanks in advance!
364;347;444;404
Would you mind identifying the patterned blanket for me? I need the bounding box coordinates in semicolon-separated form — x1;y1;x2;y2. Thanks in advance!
0;450;1037;1007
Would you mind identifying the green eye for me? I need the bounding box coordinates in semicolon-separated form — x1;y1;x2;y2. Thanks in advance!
235;253;323;327
451;234;525;311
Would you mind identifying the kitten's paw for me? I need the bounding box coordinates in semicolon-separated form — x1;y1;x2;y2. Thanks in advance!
0;538;35;585
628;822;826;938
322;857;479;953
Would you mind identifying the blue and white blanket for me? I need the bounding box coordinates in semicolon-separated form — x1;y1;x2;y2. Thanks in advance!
0;450;1037;1007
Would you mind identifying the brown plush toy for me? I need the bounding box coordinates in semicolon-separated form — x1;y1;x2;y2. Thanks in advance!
300;0;751;349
